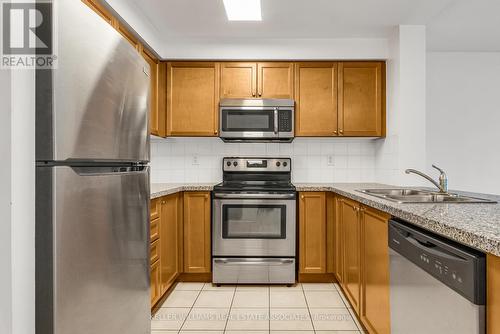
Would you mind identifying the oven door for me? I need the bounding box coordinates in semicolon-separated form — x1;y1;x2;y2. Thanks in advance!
219;107;278;139
213;196;296;257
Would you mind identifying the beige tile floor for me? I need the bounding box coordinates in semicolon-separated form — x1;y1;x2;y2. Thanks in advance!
151;282;366;334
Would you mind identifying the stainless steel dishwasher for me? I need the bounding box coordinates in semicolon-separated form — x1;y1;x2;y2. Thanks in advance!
389;220;486;334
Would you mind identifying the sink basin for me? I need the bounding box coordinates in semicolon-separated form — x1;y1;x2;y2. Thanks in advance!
357;188;497;204
360;188;430;196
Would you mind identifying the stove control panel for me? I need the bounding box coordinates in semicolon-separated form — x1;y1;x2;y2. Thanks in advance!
223;157;291;172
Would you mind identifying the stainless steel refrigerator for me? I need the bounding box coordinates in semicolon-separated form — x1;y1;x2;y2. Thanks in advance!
36;1;151;333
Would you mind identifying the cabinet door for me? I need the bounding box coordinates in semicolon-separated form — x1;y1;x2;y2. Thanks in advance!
361;207;390;334
299;192;326;274
340;198;361;313
334;197;344;283
257;62;294;98
141;48;165;137
488;254;500;334
220;62;257;98
338;62;385;137
167;62;220;136
183;192;211;273
295;62;339;136
150;260;161;307
326;193;336;274
160;194;181;294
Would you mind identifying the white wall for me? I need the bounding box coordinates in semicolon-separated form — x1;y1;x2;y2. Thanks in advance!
375;25;427;186
151;138;379;184
427;52;500;195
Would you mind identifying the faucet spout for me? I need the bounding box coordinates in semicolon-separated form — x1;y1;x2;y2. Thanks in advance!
405;167;448;193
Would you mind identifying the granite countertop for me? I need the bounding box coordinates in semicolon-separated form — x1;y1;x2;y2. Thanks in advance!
150;183;216;199
296;183;500;257
150;182;500;256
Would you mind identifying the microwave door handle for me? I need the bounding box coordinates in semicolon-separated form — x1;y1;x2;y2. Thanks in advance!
274;108;279;135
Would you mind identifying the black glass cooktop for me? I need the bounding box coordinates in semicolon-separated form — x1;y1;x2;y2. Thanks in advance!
214;180;296;192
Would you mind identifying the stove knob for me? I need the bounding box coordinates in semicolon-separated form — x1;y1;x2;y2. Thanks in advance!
276;161;281;167
226;161;231;167
283;161;288;167
233;161;238;167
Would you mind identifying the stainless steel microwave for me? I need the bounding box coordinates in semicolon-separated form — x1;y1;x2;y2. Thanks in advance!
219;99;295;142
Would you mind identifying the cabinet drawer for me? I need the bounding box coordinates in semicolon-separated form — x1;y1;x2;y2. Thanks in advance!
150;239;160;264
150;198;160;220
150;218;159;242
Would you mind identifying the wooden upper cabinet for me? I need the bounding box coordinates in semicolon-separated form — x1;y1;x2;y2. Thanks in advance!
299;192;326;274
183;192;211;273
295;62;339;136
257;62;294;98
116;22;141;51
82;0;115;25
339;62;385;137
340;197;362;313
167;62;220;136
220;62;257;98
361;206;391;334
141;48;166;137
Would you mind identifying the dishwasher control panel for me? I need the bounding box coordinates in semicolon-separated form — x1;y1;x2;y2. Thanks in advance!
389;220;486;305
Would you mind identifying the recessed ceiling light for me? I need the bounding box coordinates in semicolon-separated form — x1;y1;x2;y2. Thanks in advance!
223;0;262;21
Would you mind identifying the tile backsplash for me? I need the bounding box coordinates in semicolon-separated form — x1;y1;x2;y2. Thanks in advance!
151;137;379;184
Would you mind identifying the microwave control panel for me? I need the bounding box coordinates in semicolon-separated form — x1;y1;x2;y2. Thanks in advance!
278;110;293;132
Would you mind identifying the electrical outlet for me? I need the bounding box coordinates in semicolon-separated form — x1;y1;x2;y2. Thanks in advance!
192;155;199;165
327;155;335;166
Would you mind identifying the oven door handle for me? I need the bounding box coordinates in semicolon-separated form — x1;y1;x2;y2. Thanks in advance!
214;258;294;265
213;193;296;199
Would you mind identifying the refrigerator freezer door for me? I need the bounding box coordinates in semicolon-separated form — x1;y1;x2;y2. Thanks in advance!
36;1;150;162
36;165;150;334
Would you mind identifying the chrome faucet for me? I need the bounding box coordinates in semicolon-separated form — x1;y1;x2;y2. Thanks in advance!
405;165;448;193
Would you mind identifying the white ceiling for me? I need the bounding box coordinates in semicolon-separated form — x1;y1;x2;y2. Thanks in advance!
117;0;500;52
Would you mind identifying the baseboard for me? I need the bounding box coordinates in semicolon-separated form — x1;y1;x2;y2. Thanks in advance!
177;272;212;282
298;273;337;283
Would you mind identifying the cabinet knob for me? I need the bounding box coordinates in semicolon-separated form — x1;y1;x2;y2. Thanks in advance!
252;92;256;97
214;130;218;135
205;194;209;199
333;130;338;135
301;195;305;199
339;129;344;134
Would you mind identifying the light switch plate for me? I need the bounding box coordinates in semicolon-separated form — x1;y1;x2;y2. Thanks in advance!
327;155;335;166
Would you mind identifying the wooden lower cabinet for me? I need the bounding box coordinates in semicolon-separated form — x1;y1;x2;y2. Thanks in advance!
333;196;344;283
183;192;211;273
340;197;362;313
326;193;336;273
150;260;161;306
160;193;182;294
488;254;500;334
361;207;390;334
299;192;327;274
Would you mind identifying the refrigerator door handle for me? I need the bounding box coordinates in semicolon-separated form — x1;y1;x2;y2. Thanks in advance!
71;165;148;176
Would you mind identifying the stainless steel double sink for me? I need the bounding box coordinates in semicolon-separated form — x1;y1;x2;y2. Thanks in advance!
357;188;497;204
